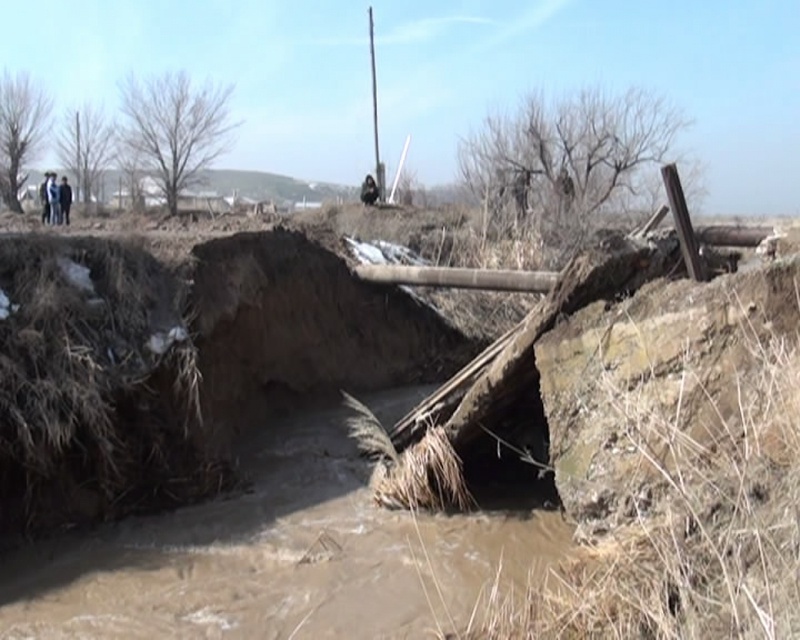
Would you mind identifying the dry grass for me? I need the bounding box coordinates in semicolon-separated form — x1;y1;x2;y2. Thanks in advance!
341;391;398;464
0;234;207;533
341;393;473;512
372;424;474;512
452;326;800;638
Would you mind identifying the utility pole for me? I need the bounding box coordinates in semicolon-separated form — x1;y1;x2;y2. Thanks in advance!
75;111;82;203
368;6;383;201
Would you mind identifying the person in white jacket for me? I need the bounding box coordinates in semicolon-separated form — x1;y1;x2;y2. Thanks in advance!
47;174;61;225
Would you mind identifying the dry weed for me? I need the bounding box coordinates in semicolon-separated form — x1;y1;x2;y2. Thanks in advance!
373;424;474;512
0;234;207;533
341;392;472;511
342;391;398;464
456;326;800;638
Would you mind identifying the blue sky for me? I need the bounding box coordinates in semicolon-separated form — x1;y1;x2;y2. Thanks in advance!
2;0;798;215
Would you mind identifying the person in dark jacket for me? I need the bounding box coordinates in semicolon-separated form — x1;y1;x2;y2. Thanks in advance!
59;176;73;226
360;174;379;206
39;173;51;224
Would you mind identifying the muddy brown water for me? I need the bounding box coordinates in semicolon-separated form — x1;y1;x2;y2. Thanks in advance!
0;386;574;639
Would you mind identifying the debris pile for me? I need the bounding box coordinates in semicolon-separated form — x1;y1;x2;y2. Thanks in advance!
379;208;780;511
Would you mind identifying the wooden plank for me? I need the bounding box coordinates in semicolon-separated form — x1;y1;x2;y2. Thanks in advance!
354;264;559;293
632;204;670;238
390;320;526;446
661;163;707;282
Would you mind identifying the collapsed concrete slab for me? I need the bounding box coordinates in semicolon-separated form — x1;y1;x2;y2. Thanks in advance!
391;233;684;447
536;255;800;531
383;222;785;509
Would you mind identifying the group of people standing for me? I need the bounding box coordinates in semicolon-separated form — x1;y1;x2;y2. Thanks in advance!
39;173;73;226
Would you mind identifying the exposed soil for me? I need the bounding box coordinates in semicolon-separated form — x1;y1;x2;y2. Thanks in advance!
0;218;482;540
189;226;483;457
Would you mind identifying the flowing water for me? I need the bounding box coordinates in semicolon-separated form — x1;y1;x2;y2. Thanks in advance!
0;386;574;639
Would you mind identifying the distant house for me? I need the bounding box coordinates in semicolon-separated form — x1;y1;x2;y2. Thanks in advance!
109;176;165;210
177;190;231;215
293;198;323;211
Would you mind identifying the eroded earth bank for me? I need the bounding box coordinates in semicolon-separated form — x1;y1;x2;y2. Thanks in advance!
1;219;798;638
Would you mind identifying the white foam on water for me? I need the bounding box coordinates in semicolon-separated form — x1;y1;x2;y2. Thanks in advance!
182;607;238;631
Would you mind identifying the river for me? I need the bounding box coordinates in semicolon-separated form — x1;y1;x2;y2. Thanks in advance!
0;386;574;639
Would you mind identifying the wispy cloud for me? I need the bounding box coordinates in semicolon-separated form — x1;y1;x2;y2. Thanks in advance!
485;0;574;46
310;15;495;47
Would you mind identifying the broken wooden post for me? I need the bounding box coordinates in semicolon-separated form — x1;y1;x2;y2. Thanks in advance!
353;264;559;293
632;204;670;238
661;163;708;282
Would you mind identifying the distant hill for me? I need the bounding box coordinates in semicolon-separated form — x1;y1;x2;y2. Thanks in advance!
27;166;467;208
29;167;359;206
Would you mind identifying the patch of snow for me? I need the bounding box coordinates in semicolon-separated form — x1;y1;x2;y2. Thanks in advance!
343;236;447;314
374;240;429;266
345;237;388;264
344;236;430;267
0;289;16;320
147;325;189;355
57;257;95;294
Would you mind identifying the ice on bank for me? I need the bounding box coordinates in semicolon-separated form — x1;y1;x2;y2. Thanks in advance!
147;326;190;355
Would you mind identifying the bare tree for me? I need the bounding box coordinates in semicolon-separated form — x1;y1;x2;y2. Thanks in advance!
115;145;146;213
0;70;52;213
56;104;116;204
118;70;239;217
458;86;694;265
397;168;424;207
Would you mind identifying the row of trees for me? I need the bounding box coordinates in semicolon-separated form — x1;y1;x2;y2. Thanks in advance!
457;86;705;266
0;69;239;217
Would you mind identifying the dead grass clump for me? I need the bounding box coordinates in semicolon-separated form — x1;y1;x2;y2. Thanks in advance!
0;234;208;534
341;392;473;512
372;425;474;512
459;328;800;638
342;391;398;464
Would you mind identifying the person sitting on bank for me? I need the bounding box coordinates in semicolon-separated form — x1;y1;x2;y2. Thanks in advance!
360;174;379;206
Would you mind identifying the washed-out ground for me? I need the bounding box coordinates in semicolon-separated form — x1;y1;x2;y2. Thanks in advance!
0;206;572;637
2;204;799;638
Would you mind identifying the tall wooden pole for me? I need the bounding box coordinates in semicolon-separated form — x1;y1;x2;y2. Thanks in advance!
368;7;382;201
661;163;707;282
75;111;82;203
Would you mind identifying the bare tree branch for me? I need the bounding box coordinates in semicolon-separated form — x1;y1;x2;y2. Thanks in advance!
0;70;52;213
458;85;695;267
117;70;241;217
56;104;117;204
